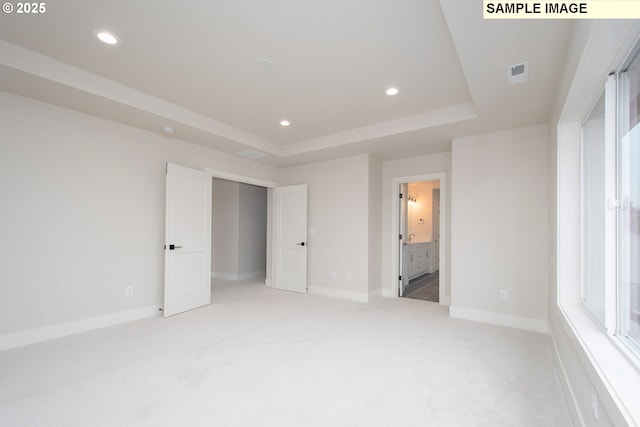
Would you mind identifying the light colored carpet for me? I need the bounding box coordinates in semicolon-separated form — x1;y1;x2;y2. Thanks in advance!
0;279;571;426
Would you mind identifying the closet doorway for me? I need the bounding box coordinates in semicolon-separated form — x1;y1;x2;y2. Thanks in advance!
206;165;279;294
211;178;268;283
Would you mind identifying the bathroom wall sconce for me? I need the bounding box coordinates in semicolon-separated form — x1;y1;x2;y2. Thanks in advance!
408;195;417;203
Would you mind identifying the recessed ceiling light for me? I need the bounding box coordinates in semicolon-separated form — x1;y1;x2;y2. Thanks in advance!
280;120;290;127
95;30;120;46
386;87;399;96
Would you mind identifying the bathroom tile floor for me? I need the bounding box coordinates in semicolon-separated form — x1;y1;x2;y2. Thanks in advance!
404;271;439;302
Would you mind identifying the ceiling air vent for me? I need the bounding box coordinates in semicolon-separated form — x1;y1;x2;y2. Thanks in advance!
235;149;267;159
507;61;529;85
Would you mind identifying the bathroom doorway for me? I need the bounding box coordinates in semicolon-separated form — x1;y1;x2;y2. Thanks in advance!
392;172;447;304
399;180;440;301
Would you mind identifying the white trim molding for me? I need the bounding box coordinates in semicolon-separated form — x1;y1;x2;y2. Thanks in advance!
205;167;279;188
0;305;162;351
382;288;395;298
549;321;585;427
307;285;370;303
450;306;549;333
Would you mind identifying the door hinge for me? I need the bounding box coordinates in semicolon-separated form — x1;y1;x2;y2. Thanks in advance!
399;275;402;281
399;234;403;240
399;193;403;199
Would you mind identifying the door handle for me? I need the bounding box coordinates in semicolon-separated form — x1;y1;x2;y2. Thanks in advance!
168;244;182;250
296;242;306;246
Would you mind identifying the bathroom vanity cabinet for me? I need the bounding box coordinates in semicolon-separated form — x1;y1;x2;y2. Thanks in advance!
404;242;433;280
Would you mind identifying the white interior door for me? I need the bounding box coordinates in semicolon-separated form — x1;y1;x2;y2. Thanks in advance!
273;184;307;293
399;183;409;296
432;188;440;271
164;163;212;317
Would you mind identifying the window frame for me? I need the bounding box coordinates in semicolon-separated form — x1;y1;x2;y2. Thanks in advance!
580;53;640;358
580;89;607;327
615;48;640;352
555;20;640;426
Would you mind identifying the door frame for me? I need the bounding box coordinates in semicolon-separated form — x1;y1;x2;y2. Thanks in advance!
399;183;409;297
205;168;279;190
390;172;448;305
205;167;279;287
432;188;441;271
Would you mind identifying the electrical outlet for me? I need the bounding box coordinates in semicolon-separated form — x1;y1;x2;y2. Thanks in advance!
125;286;133;297
499;290;508;301
331;272;336;280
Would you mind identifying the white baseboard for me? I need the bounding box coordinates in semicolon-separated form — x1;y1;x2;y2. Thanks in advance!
449;306;549;333
382;288;396;298
440;296;451;306
212;270;266;281
0;305;162;352
307;285;369;303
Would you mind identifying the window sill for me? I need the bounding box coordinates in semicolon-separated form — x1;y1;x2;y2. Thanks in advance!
559;304;640;425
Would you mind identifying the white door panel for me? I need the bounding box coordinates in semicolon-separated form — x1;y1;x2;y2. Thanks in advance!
274;184;307;293
164;163;212;317
433;188;441;271
399;183;408;296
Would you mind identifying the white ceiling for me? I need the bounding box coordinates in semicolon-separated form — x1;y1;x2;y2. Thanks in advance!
0;0;573;167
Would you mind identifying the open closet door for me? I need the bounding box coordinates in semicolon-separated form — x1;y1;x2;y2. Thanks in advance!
273;184;308;293
163;163;212;317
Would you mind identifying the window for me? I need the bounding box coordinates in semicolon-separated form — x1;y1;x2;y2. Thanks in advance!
581;45;640;354
582;93;607;325
582;93;606;325
618;49;640;349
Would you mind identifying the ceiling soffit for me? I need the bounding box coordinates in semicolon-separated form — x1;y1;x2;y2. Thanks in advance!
0;0;573;164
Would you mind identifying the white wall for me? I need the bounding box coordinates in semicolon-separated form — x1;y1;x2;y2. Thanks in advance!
212;179;240;277
382;152;452;298
0;92;279;340
368;155;383;295
280;154;372;301
238;183;267;277
450;124;549;333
